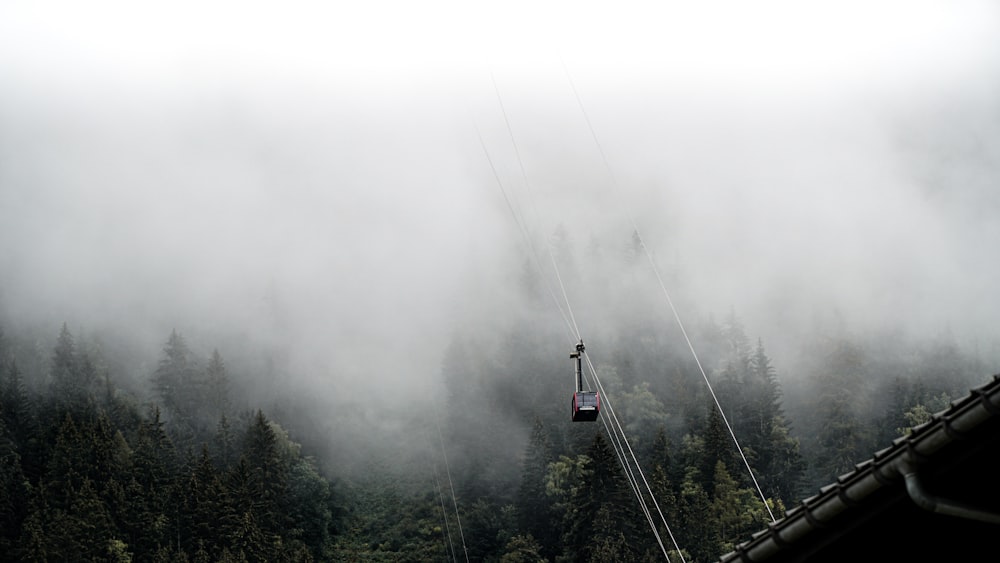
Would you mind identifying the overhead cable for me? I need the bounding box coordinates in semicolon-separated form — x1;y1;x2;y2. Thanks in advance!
561;60;777;523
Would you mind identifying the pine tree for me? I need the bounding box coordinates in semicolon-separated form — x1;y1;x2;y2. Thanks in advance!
1;359;41;483
648;427;679;545
286;457;335;560
676;466;713;563
152;330;201;427
500;533;545;563
214;414;238;471
183;445;228;557
808;338;872;486
45;413;85;510
205;349;231;420
0;417;29;554
745;340;780;444
701;403;733;495
65;478;117;561
243;410;290;538
126;408;176;555
517;417;556;557
15;492;53;562
50;323;87;406
710;461;750;554
564;433;643;562
231;510;267;563
745;339;804;503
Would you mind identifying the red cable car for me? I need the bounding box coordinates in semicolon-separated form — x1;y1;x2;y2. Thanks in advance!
570;340;600;422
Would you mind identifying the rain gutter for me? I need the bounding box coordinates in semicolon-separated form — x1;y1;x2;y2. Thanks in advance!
718;374;1000;563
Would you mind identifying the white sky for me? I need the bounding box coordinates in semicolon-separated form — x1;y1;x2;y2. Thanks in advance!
2;1;997;95
2;0;999;401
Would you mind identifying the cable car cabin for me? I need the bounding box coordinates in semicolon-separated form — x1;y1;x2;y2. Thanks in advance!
572;391;600;422
570;340;599;422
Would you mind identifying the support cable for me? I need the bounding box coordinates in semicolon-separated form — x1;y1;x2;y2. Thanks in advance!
584;354;686;562
561;61;777;523
429;447;458;562
599;409;670;559
484;73;685;560
434;409;470;562
473;120;579;344
488;76;584;342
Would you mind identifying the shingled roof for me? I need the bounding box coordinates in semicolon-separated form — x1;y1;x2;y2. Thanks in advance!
716;373;1000;562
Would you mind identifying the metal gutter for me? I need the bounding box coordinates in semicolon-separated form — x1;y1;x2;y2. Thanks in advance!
900;460;1000;525
717;373;1000;563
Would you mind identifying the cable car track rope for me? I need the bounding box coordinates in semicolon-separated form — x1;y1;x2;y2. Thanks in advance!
434;408;470;562
429;447;459;562
490;74;584;342
473;119;579;345
560;62;778;524
479;73;685;561
583;354;683;560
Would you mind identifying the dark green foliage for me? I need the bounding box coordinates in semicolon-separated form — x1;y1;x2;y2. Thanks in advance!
0;417;28;556
242;410;291;539
518;417;558;557
501;533;545;562
808;338;874;485
701;402;734;495
206;349;231;419
1;222;993;563
153;330;197;416
676;465;713;561
0;323;341;561
331;482;451;561
50;323;79;398
648;427;680;546
563;433;645;563
463;498;517;560
286;458;336;560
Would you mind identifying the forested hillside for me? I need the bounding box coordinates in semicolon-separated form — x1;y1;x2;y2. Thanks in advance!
3;2;999;561
0;233;990;562
0;325;339;562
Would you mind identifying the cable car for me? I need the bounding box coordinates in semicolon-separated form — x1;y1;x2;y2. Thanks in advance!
570;340;600;422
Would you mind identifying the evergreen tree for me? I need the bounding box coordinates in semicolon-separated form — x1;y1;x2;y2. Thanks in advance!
125;408;176;555
648;427;680;547
808;338;872;486
463;498;512;560
0;417;28;556
152;330;201;428
701;402;733;495
65;478;118;561
44;413;86;510
231;509;268;563
50;323;88;406
676;466;713;563
15;506;49;562
1;359;41;483
744;339;804;504
501;534;545;563
564;433;643;563
182;445;228;557
242;410;290;539
710;461;751;554
214;414;239;471
286;457;335;560
517;417;556;557
206;349;231;420
746;339;780;445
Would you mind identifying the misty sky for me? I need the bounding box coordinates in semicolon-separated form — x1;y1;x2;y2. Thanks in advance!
2;1;999;405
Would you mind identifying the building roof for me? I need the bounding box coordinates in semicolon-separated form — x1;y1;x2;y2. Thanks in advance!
716;373;1000;562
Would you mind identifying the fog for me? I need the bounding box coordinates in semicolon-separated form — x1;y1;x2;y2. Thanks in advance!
2;1;999;440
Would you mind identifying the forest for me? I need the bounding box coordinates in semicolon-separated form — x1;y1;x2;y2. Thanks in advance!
0;228;992;563
2;3;997;561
